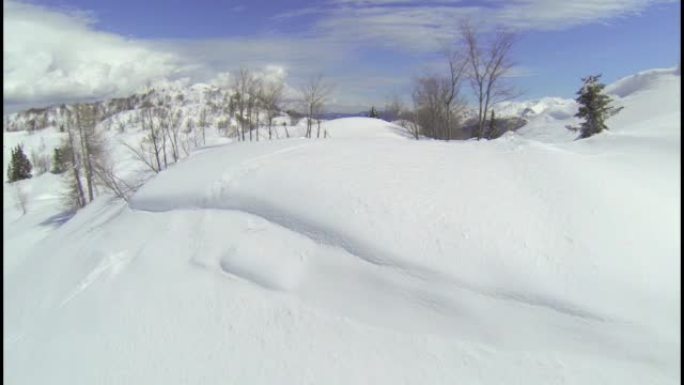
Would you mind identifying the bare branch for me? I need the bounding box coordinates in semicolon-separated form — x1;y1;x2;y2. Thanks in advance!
299;74;334;138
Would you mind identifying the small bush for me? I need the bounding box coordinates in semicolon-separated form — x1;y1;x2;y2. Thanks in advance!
30;150;51;176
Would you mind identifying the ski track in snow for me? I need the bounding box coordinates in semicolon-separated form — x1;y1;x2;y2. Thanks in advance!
59;250;132;307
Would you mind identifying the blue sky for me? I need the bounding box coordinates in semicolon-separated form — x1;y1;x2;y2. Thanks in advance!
4;0;681;112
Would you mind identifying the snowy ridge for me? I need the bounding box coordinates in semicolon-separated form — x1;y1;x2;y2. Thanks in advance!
605;67;679;98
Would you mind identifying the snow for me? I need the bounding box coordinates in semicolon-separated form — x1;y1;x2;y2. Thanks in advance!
320;117;407;138
605;67;679;98
3;67;680;384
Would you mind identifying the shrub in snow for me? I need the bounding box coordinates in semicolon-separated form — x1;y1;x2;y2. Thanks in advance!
369;106;380;118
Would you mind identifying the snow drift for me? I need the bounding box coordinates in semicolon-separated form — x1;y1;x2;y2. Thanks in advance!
4;68;681;385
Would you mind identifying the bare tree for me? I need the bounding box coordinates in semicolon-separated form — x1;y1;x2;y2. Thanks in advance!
124;108;162;173
90;142;137;202
412;76;441;139
30;138;50;175
412;71;466;140
62;126;86;209
30;150;50;175
299;75;333;138
250;78;263;141
198;108;208;145
156;109;169;168
230;92;244;141
123;140;161;174
55;108;83;209
283;122;290;138
383;95;405;122
90;149;146;202
231;68;261;141
459;21;517;139
162;108;182;163
261;80;284;140
443;49;468;140
73;103;103;203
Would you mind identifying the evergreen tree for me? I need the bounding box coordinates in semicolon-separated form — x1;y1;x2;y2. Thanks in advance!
51;147;67;174
7;145;32;182
369;106;380;118
574;74;622;139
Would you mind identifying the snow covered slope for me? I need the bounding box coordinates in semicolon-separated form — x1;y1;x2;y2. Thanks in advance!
4;68;680;384
497;66;680;143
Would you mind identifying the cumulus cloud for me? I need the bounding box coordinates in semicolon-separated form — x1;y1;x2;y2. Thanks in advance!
2;0;675;113
157;37;351;82
3;0;184;109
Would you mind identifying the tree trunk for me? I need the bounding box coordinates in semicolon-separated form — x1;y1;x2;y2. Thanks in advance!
67;128;85;208
248;105;253;141
76;107;95;202
162;133;168;169
152;127;161;172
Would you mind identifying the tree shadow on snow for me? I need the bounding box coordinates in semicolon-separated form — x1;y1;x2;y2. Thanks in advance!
39;210;76;228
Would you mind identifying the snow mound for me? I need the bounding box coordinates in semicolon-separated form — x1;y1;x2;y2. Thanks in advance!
605;67;679;98
4;67;681;384
512;66;680;143
322;117;407;139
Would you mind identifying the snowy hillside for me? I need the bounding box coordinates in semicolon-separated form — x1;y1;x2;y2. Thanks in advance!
492;66;680;143
4;68;680;384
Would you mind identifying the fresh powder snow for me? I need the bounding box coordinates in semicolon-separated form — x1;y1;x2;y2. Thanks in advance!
3;68;680;384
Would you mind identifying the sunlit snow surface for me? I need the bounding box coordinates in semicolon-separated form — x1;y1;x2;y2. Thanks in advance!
4;68;680;384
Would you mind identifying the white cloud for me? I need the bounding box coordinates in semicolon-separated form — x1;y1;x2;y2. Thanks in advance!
291;0;677;52
310;6;476;52
1;0;366;113
2;0;675;113
3;0;184;108
155;37;361;109
494;0;671;30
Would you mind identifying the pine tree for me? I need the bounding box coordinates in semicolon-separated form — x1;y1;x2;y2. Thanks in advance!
574;74;622;139
51;147;67;174
7;145;32;182
369;106;380;118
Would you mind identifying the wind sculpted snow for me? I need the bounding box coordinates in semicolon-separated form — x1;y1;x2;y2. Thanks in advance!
4;68;680;384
